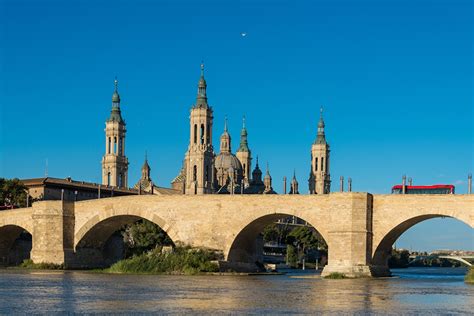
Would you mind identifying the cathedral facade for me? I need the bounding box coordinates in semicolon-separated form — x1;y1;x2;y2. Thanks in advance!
101;65;331;195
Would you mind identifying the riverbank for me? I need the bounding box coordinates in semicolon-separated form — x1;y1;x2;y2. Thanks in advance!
465;267;474;284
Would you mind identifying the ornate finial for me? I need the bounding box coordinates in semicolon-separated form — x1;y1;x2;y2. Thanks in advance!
145;150;148;162
114;77;118;91
266;162;270;173
224;116;228;132
242;115;246;129
320;105;323;118
256;155;259;167
293;169;296;178
200;61;204;76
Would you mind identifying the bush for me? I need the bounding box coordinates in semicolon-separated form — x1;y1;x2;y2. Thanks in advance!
324;272;347;279
106;246;220;275
19;259;63;270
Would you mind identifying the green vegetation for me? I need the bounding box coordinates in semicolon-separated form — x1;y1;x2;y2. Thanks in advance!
389;248;466;268
0;178;29;208
388;249;410;268
263;223;327;269
122;219;173;258
19;259;63;270
105;246;220;275
324;272;347;279
286;226;326;268
465;267;474;284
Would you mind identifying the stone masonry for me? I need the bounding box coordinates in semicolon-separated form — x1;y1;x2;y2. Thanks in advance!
0;193;472;277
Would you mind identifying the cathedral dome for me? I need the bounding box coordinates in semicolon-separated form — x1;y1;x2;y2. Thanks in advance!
215;152;243;187
215;152;243;171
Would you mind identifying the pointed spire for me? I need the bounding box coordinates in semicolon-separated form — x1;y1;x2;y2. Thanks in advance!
196;62;208;107
237;115;249;152
112;77;120;104
109;77;124;122
290;169;299;194
220;116;231;153
252;155;263;184
315;105;326;145
141;151;151;181
264;162;273;192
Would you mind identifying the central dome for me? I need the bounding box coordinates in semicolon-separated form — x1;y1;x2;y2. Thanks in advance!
215;152;242;171
215;152;243;187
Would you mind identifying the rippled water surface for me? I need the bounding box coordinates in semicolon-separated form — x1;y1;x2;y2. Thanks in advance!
0;267;472;314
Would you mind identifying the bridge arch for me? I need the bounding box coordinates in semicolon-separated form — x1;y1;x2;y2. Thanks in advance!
74;209;179;268
371;214;473;276
0;224;32;266
225;212;328;271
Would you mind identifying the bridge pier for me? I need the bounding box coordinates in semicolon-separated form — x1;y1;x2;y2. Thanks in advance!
30;201;75;267
320;193;374;278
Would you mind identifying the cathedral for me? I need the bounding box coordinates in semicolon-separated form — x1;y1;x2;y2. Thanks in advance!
101;64;331;195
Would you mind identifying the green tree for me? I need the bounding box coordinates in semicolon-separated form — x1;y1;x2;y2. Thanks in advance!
263;224;279;243
0;178;28;208
262;222;292;244
122;219;173;257
286;226;322;268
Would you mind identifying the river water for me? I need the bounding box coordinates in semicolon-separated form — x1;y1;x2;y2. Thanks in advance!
0;267;472;314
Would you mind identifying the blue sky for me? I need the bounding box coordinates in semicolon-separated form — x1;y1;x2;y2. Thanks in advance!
0;0;472;251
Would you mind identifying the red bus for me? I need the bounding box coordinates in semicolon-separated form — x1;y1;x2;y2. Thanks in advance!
391;184;455;194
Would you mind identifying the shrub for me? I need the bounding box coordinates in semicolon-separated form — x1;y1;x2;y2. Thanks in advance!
106;246;220;275
19;259;63;270
324;272;347;279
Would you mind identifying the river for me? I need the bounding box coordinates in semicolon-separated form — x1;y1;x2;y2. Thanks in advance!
0;267;472;314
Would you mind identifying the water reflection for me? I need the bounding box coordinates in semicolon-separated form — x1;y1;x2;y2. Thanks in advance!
0;268;472;314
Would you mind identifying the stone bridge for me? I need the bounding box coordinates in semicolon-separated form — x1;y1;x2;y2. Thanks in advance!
0;193;472;277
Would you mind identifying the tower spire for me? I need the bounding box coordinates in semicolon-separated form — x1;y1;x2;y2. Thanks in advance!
195;62;208;107
112;77;121;105
315;105;326;144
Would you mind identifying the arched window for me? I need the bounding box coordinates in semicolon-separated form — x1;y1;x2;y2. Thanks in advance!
118;173;123;187
107;172;111;186
315;158;318;172
193;165;197;181
200;124;205;145
114;137;117;154
108;137;111;154
118;137;122;155
321;157;324;171
206;124;210;144
193;124;197;144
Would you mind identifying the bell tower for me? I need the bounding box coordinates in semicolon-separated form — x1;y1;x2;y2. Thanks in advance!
309;107;330;194
102;78;129;188
184;63;214;194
